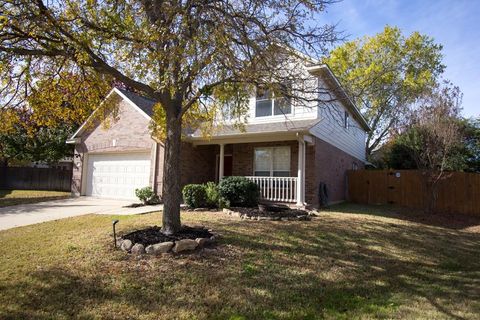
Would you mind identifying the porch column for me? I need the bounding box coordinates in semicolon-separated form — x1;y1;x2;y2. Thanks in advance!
219;143;225;180
296;137;306;206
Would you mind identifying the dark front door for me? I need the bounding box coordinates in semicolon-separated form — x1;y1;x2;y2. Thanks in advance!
224;155;233;176
217;155;233;181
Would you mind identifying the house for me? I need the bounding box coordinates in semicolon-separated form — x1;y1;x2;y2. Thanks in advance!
67;64;370;207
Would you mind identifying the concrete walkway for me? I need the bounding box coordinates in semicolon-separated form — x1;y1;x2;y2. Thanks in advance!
0;197;163;231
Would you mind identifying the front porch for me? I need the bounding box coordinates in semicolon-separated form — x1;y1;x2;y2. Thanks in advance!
182;135;315;206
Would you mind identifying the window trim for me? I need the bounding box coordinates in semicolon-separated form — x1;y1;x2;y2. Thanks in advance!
253;146;291;177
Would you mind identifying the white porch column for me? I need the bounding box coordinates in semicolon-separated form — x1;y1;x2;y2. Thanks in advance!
219;143;225;180
296;137;306;206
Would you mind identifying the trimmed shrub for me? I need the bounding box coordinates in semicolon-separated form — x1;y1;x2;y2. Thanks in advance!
204;182;220;208
182;184;207;208
218;176;259;207
135;187;161;205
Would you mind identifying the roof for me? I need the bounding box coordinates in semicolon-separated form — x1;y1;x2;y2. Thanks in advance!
188;119;320;139
116;88;156;117
66;87;154;143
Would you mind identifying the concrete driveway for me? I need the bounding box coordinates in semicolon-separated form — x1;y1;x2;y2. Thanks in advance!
0;197;163;231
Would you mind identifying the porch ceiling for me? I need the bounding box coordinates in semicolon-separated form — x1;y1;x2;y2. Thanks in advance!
186;118;319;145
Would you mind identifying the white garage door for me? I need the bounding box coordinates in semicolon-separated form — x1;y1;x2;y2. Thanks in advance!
86;153;151;200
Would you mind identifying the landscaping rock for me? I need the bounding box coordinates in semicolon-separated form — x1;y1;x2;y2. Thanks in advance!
146;241;174;254
172;239;198;253
131;243;145;255
120;239;133;251
195;237;209;248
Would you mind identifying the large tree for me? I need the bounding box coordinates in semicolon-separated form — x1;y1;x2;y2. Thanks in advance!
0;0;339;234
324;26;445;156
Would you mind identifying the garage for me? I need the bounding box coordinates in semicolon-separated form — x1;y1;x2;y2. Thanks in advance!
85;152;151;200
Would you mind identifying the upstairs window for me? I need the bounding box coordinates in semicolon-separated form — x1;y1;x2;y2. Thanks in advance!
255;84;292;117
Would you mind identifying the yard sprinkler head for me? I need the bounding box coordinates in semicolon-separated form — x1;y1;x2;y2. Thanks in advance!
112;220;120;248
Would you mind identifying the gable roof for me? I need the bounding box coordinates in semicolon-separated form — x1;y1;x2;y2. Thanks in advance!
116;88;156;117
306;64;371;132
66;87;154;143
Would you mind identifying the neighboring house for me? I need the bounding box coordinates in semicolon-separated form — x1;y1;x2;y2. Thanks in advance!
30;157;74;170
67;64;370;207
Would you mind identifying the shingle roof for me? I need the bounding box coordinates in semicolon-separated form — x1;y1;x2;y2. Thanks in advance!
117;88;156;117
189;118;320;138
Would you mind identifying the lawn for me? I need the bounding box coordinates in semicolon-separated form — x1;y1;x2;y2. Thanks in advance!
0;204;479;319
0;190;71;207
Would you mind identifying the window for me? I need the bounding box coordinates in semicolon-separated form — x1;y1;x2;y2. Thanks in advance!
344;111;350;129
254;146;290;177
255;85;291;117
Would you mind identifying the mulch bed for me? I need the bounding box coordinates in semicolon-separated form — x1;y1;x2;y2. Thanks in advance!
122;226;213;247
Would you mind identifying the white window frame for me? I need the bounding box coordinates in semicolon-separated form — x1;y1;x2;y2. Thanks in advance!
255;87;292;118
253;146;291;177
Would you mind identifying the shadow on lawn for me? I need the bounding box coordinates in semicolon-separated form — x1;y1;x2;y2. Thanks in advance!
324;202;480;231
1;213;479;319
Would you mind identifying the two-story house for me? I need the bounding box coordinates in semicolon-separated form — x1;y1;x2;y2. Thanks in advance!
67;63;370;207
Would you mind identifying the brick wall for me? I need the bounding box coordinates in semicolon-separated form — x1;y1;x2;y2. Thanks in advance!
313;137;364;205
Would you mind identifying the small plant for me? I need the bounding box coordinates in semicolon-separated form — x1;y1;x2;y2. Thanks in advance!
135;187;161;205
218;176;259;207
182;184;207;208
204;182;220;208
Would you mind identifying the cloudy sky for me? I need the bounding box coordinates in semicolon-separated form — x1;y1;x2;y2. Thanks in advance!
321;0;479;117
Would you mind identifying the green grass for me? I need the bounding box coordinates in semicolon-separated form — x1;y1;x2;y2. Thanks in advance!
0;190;71;207
0;203;479;319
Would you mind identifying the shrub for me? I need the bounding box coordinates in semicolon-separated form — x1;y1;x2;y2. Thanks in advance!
217;176;259;207
135;187;161;205
204;182;220;208
182;184;207;208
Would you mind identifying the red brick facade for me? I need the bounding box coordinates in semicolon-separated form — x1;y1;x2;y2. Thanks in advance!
312;137;364;205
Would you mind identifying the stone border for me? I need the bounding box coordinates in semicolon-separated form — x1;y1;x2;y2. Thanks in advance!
222;208;313;221
117;234;218;256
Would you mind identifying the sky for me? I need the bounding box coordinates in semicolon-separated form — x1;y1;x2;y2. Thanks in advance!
321;0;480;118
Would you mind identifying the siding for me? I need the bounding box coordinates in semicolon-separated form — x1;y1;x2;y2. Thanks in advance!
309;76;366;162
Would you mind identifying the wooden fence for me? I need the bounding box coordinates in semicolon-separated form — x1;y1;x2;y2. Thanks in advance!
0;167;72;192
347;170;480;216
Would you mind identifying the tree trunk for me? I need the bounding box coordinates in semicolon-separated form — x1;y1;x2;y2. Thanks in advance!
162;107;183;235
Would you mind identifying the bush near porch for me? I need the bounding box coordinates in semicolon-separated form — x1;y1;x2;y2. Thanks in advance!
0;203;479;319
182;177;259;209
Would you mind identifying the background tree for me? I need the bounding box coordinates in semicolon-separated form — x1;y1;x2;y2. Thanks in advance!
388;82;464;212
459;118;480;173
0;72;110;165
323;26;445;156
0;0;339;234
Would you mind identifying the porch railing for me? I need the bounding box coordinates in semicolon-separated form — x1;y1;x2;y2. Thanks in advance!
245;176;297;203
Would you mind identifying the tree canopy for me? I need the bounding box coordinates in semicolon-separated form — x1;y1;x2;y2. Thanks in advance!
0;0;339;233
324;26;445;155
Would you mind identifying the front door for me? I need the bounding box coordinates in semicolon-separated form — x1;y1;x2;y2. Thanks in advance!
217;155;233;181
